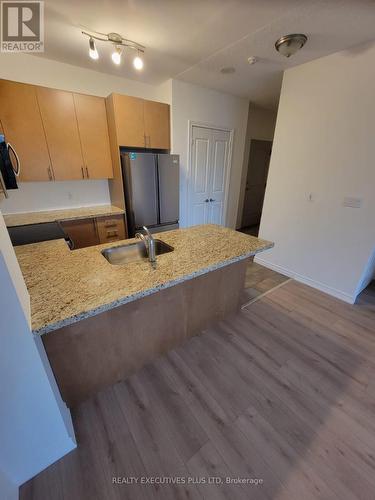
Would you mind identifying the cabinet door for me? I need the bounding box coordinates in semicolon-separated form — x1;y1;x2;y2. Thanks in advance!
61;218;99;249
143;100;170;150
37;87;84;181
112;94;145;148
73;94;113;179
0;80;52;181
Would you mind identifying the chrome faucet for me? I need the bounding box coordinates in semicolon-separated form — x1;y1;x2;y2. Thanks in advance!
135;226;156;263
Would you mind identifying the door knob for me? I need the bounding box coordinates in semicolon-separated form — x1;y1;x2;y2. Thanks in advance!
209;198;215;202
205;199;209;202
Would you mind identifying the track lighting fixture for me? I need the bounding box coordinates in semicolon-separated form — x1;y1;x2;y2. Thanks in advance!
82;30;145;69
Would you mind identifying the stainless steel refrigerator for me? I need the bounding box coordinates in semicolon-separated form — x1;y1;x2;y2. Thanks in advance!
121;152;179;237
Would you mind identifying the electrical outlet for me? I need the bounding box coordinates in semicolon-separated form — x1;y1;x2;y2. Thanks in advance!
343;197;362;208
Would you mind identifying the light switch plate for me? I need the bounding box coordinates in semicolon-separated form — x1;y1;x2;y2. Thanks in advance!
343;197;363;208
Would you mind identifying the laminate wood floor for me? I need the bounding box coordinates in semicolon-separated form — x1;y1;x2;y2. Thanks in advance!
21;279;375;500
242;259;290;304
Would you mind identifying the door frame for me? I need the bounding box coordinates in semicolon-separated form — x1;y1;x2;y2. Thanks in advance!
241;138;273;229
187;120;234;227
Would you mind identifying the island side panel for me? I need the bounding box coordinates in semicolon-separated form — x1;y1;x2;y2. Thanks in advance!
42;259;248;407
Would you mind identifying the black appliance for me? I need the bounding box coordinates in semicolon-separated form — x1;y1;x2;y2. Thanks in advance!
7;222;73;248
0;134;20;193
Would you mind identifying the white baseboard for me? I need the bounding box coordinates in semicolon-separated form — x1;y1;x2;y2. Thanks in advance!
254;256;356;304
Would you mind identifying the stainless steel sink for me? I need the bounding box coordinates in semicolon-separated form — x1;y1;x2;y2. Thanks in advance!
102;239;173;265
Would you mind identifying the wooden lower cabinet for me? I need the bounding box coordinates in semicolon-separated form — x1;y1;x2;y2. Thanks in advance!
96;214;125;244
61;214;126;249
61;218;98;249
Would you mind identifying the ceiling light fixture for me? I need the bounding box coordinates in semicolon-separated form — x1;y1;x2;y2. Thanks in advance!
88;37;99;60
111;45;122;65
82;30;145;67
275;33;307;58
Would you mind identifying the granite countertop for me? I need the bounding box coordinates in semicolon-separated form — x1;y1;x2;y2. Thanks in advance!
3;205;125;227
14;224;273;335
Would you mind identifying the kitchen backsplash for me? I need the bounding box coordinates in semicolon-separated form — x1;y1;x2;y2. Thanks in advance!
0;179;111;214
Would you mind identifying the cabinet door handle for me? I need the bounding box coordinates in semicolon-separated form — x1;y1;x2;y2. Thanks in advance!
209;198;215;202
47;166;53;180
205;199;209;203
85;166;89;178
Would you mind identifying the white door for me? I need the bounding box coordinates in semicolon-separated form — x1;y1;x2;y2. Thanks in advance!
189;126;231;226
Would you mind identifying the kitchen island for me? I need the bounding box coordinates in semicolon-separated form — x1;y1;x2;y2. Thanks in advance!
15;224;273;406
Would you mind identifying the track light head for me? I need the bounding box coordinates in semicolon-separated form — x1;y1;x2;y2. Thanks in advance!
133;53;144;70
88;37;99;60
111;45;122;65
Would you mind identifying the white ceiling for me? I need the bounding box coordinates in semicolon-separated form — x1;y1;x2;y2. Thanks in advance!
39;0;375;109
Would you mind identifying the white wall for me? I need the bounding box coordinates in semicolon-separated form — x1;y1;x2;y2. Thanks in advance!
256;42;375;303
0;53;171;102
0;214;30;321
171;79;249;228
1;180;110;214
236;103;277;227
0;468;17;500
0;53;171;215
0;212;76;495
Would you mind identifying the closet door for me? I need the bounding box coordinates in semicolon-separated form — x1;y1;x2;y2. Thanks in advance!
189;126;211;225
37;87;84;180
73;93;113;179
0;80;52;181
189;126;230;226
206;129;231;225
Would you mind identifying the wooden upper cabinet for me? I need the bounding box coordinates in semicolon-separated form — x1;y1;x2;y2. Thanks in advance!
36;87;84;181
73;94;113;179
108;93;171;149
0;79;52;181
112;94;145;148
143;99;170;150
